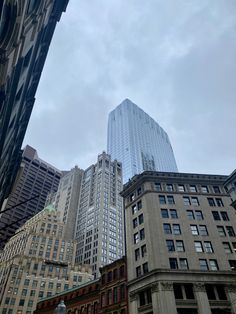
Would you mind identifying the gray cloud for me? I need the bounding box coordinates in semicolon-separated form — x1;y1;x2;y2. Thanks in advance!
24;0;236;175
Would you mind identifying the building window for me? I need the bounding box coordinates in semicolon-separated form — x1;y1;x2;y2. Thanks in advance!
178;185;185;192
155;183;162;191
135;248;140;261
140;228;145;240
170;209;178;219
221;211;229;221
161;209;169;218
217;226;226;237
199;259;208;271
176;240;185;252
163;223;171;234
191;197;199;206
141;244;147;257
213;186;220;194
108;290;112;305
166;184;173;192
133;218;138;228
132;204;138;214
208;198;215;207
204;241;213;253
173;224;181;235
113;287;118;303
187;210;194;220
190;225;198;235
137;200;142;210
136;266;142;277
194;241;203;252
179;258;188;270
134;233;139;244
159;195;166;204
166;240;175;252
169;258;178;269
138;213;144;224
199;225;208;236
183;197;191;206
19;299;25;306
190;185;197;193
209;259;218;271
226;226;235;236
139;289;152;306
201;186;208;193
195;211;203;220
223;242;232;253
143;262;149;274
229;260;236;270
212;211;221;221
216;198;224;207
167;196;175;204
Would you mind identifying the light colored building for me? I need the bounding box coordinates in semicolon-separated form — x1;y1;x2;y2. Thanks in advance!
0;145;61;249
121;171;236;314
0;206;93;314
224;169;236;210
75;152;124;278
45;166;84;240
107;99;178;183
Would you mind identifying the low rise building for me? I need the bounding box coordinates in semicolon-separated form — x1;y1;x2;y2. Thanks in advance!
121;171;236;314
0;206;93;314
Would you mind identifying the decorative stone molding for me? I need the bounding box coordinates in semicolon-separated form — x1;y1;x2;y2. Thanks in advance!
129;291;138;302
193;283;206;292
151;283;159;293
160;281;173;291
225;284;236;293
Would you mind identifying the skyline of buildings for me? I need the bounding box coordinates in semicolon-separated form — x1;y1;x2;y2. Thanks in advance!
0;205;93;314
107;98;178;183
0;145;61;249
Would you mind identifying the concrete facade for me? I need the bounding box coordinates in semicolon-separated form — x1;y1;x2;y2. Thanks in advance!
224;169;236;210
75;152;124;278
0;145;61;249
121;171;236;314
0;0;69;209
0;206;93;314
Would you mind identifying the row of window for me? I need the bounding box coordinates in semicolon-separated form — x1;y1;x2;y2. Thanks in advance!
101;285;126;307
161;209;230;222
134;229;145;244
136;262;149;277
169;258;218;271
101;265;125;284
155;183;222;194
159;195;224;207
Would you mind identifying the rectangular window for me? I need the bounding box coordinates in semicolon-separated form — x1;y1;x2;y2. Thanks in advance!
217;226;226;237
167;195;175;204
226;226;235;236
163;223;171;234
140;228;145;240
191;197;199;206
190;225;198;235
212;211;221;221
170;209;178;219
183;197;191;206
178;185;185;192
229;260;236;270
223;242;232;253
209;259;218;270
173;224;181;235
195;210;203;220
141;244;147;257
155;183;161;191
133;218;138;228
161;209;169;218
190;185;197;192
201;186;208;193
136;266;142;277
166;184;173;192
135;248;140;261
187;210;194;220
179;258;188;270
134;233;139;244
216;198;224;207
137;200;142;210
213;186;220;194
138;214;144;224
169;258;178;269
208;198;215;207
143;262;149;274
132;204;138;214
166;240;175;252
159;195;166;204
194;241;203;252
199;225;208;236
221;211;229;221
176;240;185;252
204;241;213;253
199;259;208;271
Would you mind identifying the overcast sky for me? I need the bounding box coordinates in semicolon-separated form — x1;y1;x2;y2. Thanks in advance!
23;0;236;175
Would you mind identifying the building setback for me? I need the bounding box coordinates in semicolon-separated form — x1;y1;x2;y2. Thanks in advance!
0;145;61;249
46;166;84;240
0;206;93;314
121;171;236;314
34;257;128;314
75;152;124;278
107;99;178;183
0;0;69;209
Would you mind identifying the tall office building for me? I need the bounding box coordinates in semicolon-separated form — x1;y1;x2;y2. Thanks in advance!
121;170;236;314
46;166;84;240
107;99;178;183
75;152;124;278
0;0;69;209
0;206;93;314
0;145;61;249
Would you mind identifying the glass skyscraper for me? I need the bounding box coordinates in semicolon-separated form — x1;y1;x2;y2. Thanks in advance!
107;99;178;183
